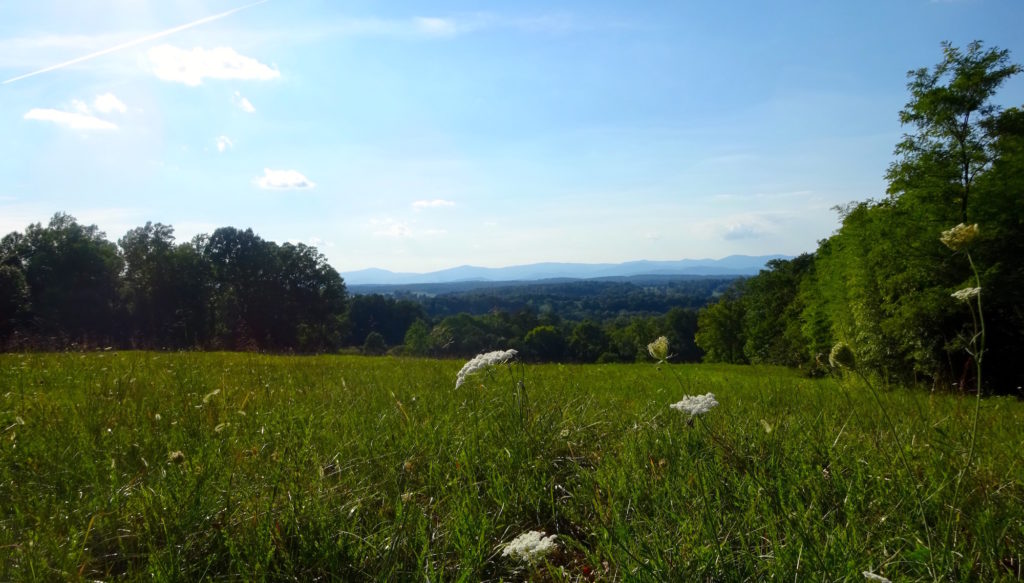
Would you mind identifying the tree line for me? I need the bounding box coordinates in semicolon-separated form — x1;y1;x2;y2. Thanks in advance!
694;42;1024;392
0;215;706;362
0;219;349;352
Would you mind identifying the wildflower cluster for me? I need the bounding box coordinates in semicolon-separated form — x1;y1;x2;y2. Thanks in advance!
502;530;558;563
454;349;518;389
951;286;981;302
939;223;979;251
647;335;670;362
829;342;857;370
669;392;718;416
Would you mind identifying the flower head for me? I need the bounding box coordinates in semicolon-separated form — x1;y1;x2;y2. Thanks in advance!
167;450;186;465
669;392;718;416
829;342;856;370
502;530;558;563
951;286;981;302
454;349;517;389
647;336;670;362
940;223;979;251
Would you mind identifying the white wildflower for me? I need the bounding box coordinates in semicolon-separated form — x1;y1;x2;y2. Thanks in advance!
502;530;558;563
951;287;981;302
669;392;718;416
829;342;856;370
647;336;670;362
940;222;979;250
454;349;517;389
862;572;891;583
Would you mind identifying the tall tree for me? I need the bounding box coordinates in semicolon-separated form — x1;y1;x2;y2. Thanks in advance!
888;41;1021;222
5;214;123;345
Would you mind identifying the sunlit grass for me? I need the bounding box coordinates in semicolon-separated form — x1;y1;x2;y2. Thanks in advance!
1;352;1022;580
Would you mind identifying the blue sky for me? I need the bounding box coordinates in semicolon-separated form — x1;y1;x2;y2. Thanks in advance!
2;0;1023;272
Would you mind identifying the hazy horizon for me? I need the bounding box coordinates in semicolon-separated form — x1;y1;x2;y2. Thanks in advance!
3;0;1023;272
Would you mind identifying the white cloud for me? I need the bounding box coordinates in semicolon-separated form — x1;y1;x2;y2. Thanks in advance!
371;219;413;238
93;92;127;114
147;44;279;86
722;223;765;240
216;136;233;152
412;199;455;209
71;99;91;114
414;17;458;37
23;108;117;130
233;91;256;113
369;218;447;239
255;168;315;189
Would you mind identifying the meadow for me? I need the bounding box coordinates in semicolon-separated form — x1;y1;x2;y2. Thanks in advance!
1;352;1022;581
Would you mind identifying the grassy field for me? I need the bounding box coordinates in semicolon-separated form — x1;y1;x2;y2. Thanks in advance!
1;352;1022;581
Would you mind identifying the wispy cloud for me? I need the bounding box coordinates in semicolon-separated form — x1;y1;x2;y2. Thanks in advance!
148;45;279;86
2;0;270;84
93;93;127;114
412;199;455;209
24;108;118;130
233;91;256;112
369;218;447;239
216;136;234;152
277;12;584;43
371;219;413;238
255;168;315;189
722;223;766;240
711;190;814;202
414;17;459;37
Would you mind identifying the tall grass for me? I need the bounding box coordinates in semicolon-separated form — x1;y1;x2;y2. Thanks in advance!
1;352;1022;580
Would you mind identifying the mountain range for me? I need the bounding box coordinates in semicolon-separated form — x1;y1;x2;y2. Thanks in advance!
341;255;789;285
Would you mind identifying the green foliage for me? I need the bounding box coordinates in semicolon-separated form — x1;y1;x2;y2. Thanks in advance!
2;352;1022;580
888;41;1021;222
568;320;610;363
346;294;424;348
523;325;568;362
402;319;432;356
0;265;29;341
695;42;1024;391
695;286;748;364
0;216;349;353
2;213;124;343
362;331;387;355
383;277;735;322
740;255;814;367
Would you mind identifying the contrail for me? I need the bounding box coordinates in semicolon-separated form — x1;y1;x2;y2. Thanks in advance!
3;0;269;85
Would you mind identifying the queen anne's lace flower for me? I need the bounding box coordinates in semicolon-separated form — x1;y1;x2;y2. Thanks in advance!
502;530;558;563
951;286;981;302
454;349;518;388
940;223;979;251
669;393;718;416
647;336;670;361
829;342;857;370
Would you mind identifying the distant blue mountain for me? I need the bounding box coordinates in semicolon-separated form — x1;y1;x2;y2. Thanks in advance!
341;255;790;285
